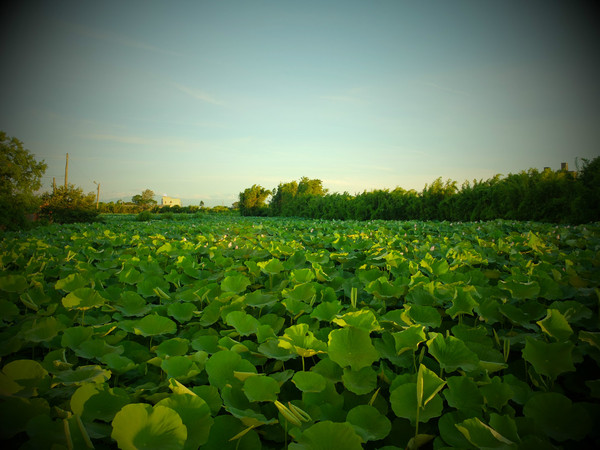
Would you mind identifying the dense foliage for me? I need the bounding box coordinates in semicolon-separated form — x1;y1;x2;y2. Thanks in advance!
1;215;599;449
0;131;47;230
239;185;272;216
241;159;600;223
39;184;101;224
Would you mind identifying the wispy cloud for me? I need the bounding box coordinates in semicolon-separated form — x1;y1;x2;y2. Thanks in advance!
81;133;193;148
63;21;185;57
419;81;470;97
320;95;361;103
172;83;225;106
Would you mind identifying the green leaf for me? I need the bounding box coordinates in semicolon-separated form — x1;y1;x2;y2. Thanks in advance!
279;323;327;358
0;298;19;322
111;403;187;450
157;394;214;449
479;377;513;412
0;396;50;439
392;325;427;355
498;279;540;300
426;333;479;373
258;258;285;276
310;300;343;322
290;421;363;450
70;383;130;422
242;375;280;402
447;288;478;318
292;370;327;393
161;356;196;379
133;314;177;337
341;366;377;395
155;338;189;357
328;327;379;371
55;273;88;292
168;302;198;323
221;274;251;294
283;282;316;303
116;291;152;317
21;316;65;343
332;309;381;333
0;274;28;293
579;330;600;350
443;376;484;413
521;337;575;380
54;365;111;385
405;304;442;329
244;290;278;307
0;359;48;397
346;405;391;442
62;287;107;310
205;350;256;389
202;415;262;450
536;309;573;341
119;266;143;284
455;417;515;449
524;392;592;442
417;363;447;406
390;383;444;424
225;311;260;336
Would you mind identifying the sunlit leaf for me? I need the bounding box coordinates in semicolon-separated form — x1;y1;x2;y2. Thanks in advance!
111;403;187;450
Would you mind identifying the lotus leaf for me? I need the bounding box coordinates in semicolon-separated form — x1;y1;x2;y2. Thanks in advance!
289;420;363;450
116;291;152;316
157;393;214;449
536;309;573;341
341;366;377;395
205;350;257;389
292;371;327;393
427;333;479;373
133;314;177;337
221;274;251;294
454;417;515;448
243;374;280;402
390;383;444;424
0;274;28;293
522;337;575;380
55;273;88;292
0;396;51;439
443;375;484;413
225;310;260;336
346;405;391;442
168;302;197;323
71;383;130;422
328;327;379;371
523;392;592;442
111;403;187;450
332;309;381;333
279;324;327;359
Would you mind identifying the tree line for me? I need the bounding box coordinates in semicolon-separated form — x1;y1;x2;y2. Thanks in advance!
0;132;231;229
238;158;600;223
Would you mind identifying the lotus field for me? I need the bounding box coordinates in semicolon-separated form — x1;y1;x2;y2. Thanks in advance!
0;215;599;449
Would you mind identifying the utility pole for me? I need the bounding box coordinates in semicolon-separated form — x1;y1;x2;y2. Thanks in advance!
53;177;56;193
64;153;69;188
93;181;100;210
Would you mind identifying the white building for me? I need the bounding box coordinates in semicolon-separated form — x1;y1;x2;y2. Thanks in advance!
161;196;181;207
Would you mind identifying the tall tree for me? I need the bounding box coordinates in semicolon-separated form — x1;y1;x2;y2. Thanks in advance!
132;189;157;210
0;131;47;229
238;185;271;216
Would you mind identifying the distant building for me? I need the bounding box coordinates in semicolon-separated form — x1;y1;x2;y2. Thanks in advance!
161;196;181;207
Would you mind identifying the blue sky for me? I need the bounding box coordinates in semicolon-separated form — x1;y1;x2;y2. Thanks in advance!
2;1;599;206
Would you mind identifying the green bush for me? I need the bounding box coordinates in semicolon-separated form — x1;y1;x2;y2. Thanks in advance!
136;210;153;221
38;184;100;224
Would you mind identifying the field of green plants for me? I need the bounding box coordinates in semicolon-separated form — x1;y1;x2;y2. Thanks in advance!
1;215;599;449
